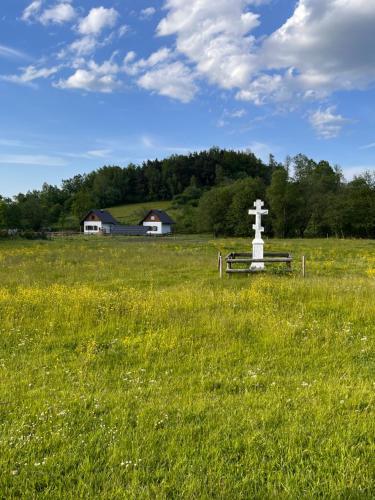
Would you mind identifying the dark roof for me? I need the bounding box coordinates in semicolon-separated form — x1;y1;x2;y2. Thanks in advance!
81;209;118;225
110;225;150;236
139;209;176;225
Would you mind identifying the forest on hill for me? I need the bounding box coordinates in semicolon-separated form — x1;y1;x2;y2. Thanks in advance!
0;147;374;238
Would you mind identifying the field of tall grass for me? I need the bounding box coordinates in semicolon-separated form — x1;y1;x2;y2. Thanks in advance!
0;236;374;498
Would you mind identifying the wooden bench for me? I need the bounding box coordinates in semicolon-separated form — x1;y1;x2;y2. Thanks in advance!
224;252;293;274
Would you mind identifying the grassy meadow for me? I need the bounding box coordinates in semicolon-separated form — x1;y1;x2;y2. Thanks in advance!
0;236;374;498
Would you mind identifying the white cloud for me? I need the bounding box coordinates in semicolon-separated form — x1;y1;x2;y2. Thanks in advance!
64;6;119;60
0;154;67;167
68;36;99;57
137;58;197;103
140;7;156;20
55;59;121;93
78;7;119;36
40;2;76;25
157;0;259;89
61;34;115;59
86;59;120;76
55;69;117;92
22;1;76;25
236;72;296;106
16;0;375;136
309;107;350;139
123;47;197;102
64;148;113;159
124;51;136;64
0;44;29;60
238;0;375;105
147;0;375;126
124;47;173;75
360;142;375;150
230;109;246;118
87;149;112;158
1;65;59;86
154;1;375;105
57;7;121;59
217;108;247;127
21;0;42;22
118;25;129;38
52;6;121;94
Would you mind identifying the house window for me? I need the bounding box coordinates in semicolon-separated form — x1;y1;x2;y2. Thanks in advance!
150;215;155;220
151;226;158;231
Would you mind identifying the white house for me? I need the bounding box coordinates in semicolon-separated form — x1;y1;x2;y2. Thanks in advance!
81;210;119;234
140;209;175;235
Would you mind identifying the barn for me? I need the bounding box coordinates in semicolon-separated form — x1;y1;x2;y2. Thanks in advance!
140;209;176;235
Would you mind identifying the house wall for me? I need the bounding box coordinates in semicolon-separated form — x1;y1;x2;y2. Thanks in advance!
143;221;162;234
84;221;102;234
143;221;172;235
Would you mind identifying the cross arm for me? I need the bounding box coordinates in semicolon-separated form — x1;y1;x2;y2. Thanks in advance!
249;209;269;215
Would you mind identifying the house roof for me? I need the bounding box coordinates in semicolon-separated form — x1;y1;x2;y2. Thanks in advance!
139;209;176;225
110;225;150;236
81;209;118;225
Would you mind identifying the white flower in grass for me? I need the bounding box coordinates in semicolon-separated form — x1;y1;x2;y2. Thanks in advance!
121;460;132;467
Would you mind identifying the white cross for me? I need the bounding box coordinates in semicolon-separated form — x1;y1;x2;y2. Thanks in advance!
249;199;268;240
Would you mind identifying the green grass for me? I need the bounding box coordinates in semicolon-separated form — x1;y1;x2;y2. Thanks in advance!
0;237;374;498
107;200;175;225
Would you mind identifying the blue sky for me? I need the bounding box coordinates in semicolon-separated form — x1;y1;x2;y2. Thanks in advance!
1;0;375;197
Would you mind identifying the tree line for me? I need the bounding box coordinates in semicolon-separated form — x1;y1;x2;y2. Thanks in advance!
191;155;375;238
0;148;374;238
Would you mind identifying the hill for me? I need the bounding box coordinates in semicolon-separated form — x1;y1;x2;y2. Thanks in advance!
0;149;374;238
107;200;176;225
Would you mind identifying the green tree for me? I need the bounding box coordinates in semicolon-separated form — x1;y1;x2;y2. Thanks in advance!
267;167;289;237
16;193;45;230
71;191;96;220
196;185;234;236
227;178;266;236
342;173;375;238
